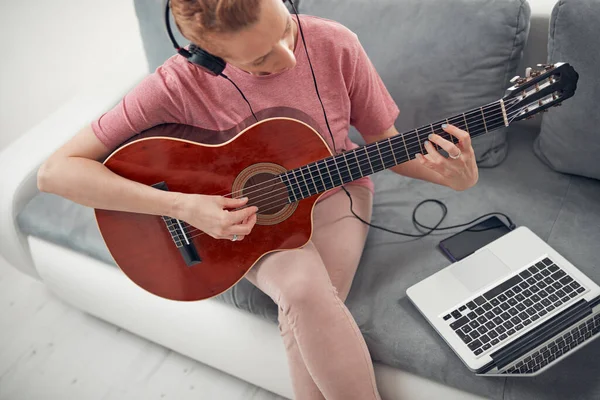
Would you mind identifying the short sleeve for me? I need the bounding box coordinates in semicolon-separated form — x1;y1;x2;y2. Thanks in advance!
92;66;187;151
347;35;400;138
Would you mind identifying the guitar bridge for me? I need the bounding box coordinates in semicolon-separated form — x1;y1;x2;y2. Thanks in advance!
152;181;202;266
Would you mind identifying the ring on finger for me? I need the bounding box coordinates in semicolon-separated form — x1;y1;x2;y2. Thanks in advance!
231;234;238;242
449;149;462;160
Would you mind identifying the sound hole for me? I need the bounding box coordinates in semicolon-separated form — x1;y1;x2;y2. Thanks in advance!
244;173;288;215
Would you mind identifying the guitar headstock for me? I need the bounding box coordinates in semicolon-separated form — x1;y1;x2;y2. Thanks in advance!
502;62;579;123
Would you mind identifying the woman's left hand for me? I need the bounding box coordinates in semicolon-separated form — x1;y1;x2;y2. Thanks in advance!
415;124;479;191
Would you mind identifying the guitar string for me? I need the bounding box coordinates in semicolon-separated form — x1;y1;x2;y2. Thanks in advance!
177;113;508;239
172;104;531;246
173;100;517;234
174;102;520;238
191;99;514;203
170;99;517;236
171;103;529;243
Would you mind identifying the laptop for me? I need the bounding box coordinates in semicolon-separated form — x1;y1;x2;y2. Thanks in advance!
407;226;600;376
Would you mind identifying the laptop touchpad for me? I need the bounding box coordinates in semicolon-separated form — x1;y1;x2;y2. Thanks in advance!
449;249;511;293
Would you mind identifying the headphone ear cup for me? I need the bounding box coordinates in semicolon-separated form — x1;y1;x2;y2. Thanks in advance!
187;44;227;76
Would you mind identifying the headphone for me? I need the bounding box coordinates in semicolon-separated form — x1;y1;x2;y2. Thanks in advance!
164;0;296;77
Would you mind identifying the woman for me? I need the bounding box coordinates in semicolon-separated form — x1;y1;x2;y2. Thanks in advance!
37;0;478;398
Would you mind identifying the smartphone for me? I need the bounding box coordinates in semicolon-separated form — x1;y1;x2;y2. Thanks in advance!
438;216;513;262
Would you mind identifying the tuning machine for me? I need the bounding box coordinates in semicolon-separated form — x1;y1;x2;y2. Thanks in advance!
537;63;555;71
510;75;528;85
526;67;543;78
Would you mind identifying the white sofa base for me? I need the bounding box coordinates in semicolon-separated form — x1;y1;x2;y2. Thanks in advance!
29;236;486;400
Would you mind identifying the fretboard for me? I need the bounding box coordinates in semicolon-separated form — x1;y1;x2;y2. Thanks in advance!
280;100;507;202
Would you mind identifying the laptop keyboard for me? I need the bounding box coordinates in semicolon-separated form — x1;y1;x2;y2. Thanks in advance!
442;257;588;357
503;313;600;374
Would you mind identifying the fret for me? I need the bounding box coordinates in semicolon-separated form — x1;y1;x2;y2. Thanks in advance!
280;173;297;203
480;107;488;134
366;143;384;173
319;159;335;190
446;118;455;144
415;129;424;154
306;164;324;194
342;152;357;181
353;151;364;178
303;165;318;195
472;109;506;139
463;113;469;133
299;166;315;197
309;162;326;193
363;146;374;175
375;142;387;169
289;169;304;200
391;136;410;165
430;124;439;151
378;139;396;169
332;155;350;184
400;131;410;159
388;138;398;165
328;157;344;187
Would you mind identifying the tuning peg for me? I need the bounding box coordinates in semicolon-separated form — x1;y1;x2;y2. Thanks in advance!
526;67;532;78
510;75;521;83
537;63;555;70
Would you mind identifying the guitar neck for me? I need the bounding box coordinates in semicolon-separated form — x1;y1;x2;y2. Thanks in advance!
280;100;508;202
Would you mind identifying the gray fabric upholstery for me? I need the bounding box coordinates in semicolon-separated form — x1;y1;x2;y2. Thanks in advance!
17;0;600;399
533;0;600;181
18;126;600;399
292;0;530;166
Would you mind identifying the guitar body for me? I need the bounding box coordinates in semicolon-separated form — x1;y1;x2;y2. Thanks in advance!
95;118;332;301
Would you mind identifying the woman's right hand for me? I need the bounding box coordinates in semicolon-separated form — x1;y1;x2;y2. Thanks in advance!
173;193;258;241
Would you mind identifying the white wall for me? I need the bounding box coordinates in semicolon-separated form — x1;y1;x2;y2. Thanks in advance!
0;0;147;151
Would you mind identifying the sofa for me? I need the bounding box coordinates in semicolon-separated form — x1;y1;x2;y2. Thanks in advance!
1;0;599;399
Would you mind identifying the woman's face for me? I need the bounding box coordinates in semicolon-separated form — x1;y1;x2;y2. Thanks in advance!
208;0;298;76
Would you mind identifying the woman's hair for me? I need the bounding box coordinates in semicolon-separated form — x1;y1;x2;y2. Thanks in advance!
171;0;262;51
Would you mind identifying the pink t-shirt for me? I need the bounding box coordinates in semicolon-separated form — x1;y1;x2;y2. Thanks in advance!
92;15;399;202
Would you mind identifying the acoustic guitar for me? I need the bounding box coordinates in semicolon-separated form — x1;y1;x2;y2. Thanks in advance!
95;63;578;301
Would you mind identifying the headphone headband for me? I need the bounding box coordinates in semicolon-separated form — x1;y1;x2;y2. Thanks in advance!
164;0;226;76
165;0;297;76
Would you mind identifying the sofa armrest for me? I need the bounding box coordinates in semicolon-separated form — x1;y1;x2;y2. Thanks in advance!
0;66;147;279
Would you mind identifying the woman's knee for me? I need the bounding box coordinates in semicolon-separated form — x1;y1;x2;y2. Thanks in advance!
277;267;333;313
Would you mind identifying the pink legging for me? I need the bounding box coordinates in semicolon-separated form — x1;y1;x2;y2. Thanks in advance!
245;184;381;400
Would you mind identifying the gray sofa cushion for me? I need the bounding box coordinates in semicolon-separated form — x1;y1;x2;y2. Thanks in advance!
18;126;600;399
533;0;600;181
299;0;531;167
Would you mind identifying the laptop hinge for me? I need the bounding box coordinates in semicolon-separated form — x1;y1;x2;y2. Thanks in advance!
479;298;592;373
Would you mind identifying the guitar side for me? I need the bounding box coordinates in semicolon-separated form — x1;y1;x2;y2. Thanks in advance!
94;118;333;301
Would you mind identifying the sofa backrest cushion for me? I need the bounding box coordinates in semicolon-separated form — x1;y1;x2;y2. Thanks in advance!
533;0;600;181
299;0;530;166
